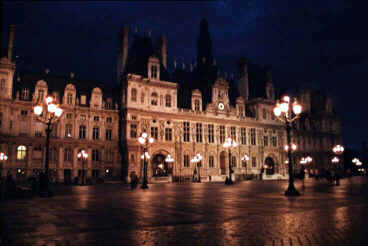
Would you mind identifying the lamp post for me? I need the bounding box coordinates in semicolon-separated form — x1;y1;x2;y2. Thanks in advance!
165;154;174;181
223;137;237;185
241;154;249;177
191;154;202;182
0;152;8;178
33;96;63;197
352;158;363;175
332;144;344;186
273;95;302;196
77;150;88;185
138;131;154;189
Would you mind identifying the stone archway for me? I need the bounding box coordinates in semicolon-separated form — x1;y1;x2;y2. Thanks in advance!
265;156;276;175
151;150;173;177
220;151;226;175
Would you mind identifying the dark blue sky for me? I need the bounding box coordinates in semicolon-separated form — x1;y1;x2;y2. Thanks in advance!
2;1;367;148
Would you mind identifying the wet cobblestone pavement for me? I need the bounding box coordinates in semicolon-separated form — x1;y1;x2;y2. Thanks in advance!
1;177;368;246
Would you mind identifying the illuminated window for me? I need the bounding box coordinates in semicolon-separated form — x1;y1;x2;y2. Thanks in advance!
17;145;27;160
67;93;73;105
209;156;214;168
196;123;202;143
208;124;214;143
165;95;171;107
183;122;190;142
220;125;225;143
241;128;246;145
131;88;137;102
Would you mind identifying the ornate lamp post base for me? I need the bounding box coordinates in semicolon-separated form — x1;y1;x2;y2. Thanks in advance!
141;181;149;189
284;183;300;196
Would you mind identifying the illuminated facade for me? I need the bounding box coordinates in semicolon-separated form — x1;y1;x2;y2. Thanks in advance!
0;21;342;183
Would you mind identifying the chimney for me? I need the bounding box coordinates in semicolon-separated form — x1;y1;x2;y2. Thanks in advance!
160;35;167;69
117;25;129;80
7;25;16;61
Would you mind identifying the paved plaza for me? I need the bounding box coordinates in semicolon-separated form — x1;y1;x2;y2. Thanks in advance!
1;177;368;246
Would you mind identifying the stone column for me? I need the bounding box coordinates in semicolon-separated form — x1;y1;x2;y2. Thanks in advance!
58;147;64;181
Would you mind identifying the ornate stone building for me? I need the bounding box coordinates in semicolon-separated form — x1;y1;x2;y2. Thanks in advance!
0;20;342;183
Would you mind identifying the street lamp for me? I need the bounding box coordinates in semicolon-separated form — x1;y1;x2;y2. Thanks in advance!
77;150;88;185
191;154;202;182
165;154;174;181
273;95;302;196
332;144;344;185
241;154;249;176
138;131;154;189
33;96;63;197
223;137;237;185
352;158;363;175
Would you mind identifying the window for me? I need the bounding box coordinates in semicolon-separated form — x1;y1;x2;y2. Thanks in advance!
196;123;202;143
106;117;112;123
151;65;157;79
131;88;137;102
50;147;58;162
92;127;99;140
271;113;275;120
105;100;113;109
231;156;236;167
0;79;5;89
92;149;100;161
252;157;256;168
208;124;214;143
271;136;277;147
194;99;200;111
250;128;256;145
67;93;73;105
230;126;236;140
21;110;27;116
220;125;225;143
17;145;27;160
151;127;158;140
131;115;136;120
130;124;137;138
81;115;86;121
64;148;72;162
65;124;72;138
141;93;145;103
94;116;99;122
241;128;246;145
184;154;189;167
165;128;172;141
21;88;29;100
106;129;112;141
209;156;214;168
38;89;44;101
151;92;158;105
264;135;268;147
66;113;73;119
183;122;190;142
79;125;86;139
263;108;267;119
165;95;171;107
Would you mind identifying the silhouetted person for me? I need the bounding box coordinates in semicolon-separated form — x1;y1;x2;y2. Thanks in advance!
300;167;306;189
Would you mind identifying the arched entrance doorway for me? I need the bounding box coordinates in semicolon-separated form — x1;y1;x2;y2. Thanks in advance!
151;153;172;177
265;157;276;175
220;151;226;175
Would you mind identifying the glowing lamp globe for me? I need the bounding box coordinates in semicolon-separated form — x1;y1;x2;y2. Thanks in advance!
33;105;43;115
273;106;281;117
55;107;63;117
45;96;53;104
138;137;145;144
283;96;290;103
149;137;154;144
142;132;148;138
232;141;238;147
292;103;302;115
280;102;289;113
48;103;57;113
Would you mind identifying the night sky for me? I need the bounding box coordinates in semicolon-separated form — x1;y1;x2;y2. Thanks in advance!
2;1;367;149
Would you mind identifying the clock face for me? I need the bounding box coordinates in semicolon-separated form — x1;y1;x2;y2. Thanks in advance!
218;103;225;110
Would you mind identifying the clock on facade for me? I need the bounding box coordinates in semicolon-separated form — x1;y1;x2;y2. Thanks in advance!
218;102;225;110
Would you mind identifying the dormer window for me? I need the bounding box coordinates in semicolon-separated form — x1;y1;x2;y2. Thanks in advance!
67;93;73;105
195;99;200;111
151;65;157;79
165;95;171;107
21;88;29;100
131;88;137;102
151;92;158;105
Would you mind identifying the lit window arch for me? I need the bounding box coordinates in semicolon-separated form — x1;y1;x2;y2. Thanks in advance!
17;145;27;160
67;93;73;105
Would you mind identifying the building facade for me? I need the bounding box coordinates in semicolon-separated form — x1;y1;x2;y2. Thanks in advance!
0;20;342;183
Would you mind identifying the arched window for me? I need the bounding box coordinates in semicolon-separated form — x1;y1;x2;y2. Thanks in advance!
151;92;158;105
64;148;73;162
17;145;27;160
131;88;137;102
0;79;5;89
79;125;86;139
165;95;171;107
92;149;100;161
194;99;200;111
67;93;73;105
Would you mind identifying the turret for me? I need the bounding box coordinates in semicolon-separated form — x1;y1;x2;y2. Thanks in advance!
117;25;129;81
7;24;16;61
237;58;249;101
